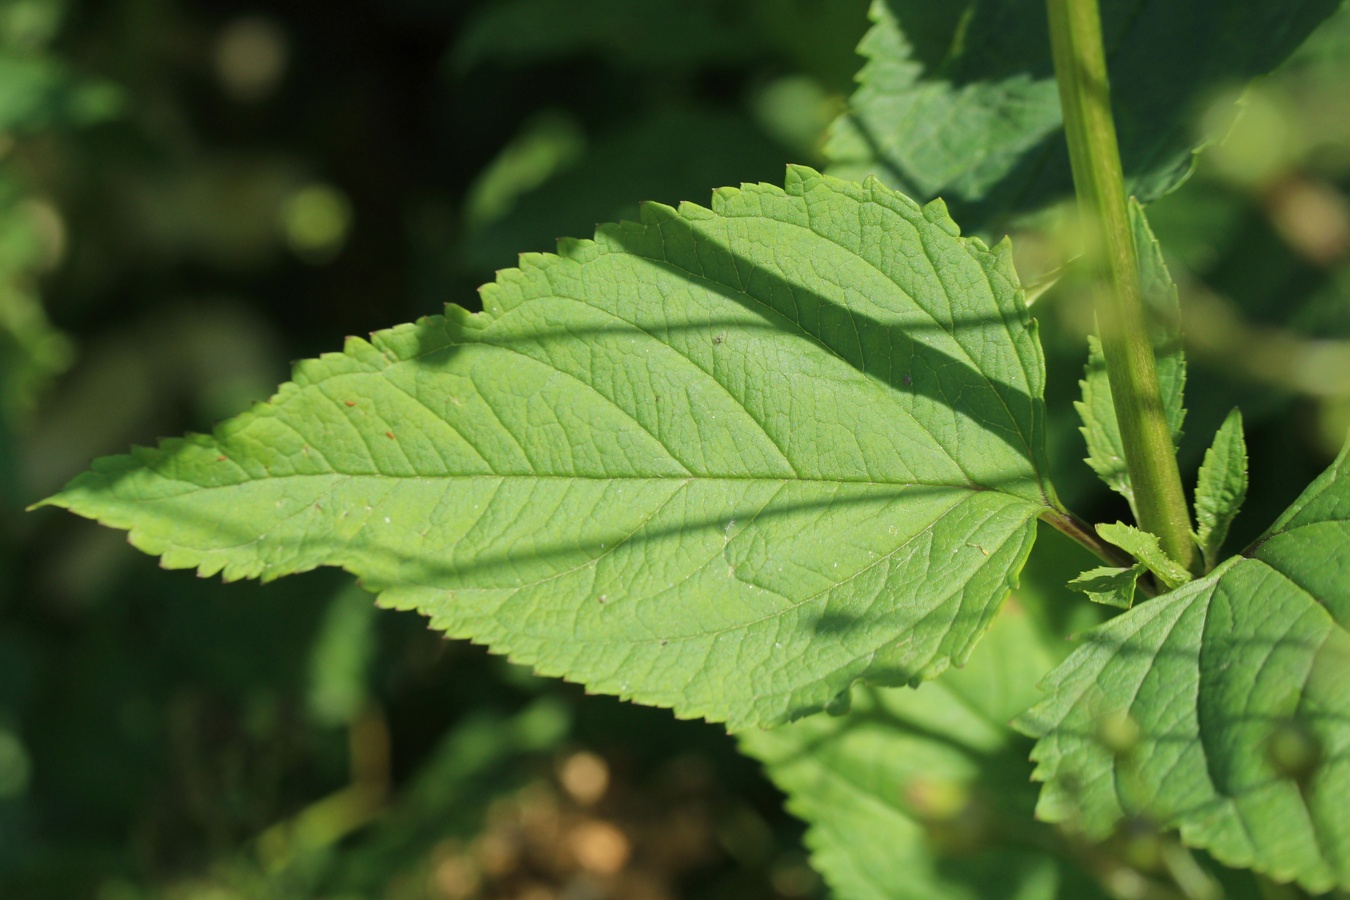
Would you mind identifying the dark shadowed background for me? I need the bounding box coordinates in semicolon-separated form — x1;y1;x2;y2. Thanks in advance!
3;0;1349;897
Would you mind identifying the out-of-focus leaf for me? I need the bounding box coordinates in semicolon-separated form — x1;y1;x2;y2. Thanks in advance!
458;108;791;274
307;584;378;727
827;0;1343;234
462;111;586;229
324;697;570;890
0;182;73;437
742;594;1109;900
0;37;121;431
748;76;841;164
1020;438;1350;893
747;0;872;91
0;55;121;132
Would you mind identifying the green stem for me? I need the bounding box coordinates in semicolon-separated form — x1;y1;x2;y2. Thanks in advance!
1046;0;1199;575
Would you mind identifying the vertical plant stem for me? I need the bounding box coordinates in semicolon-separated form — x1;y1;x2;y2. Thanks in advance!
1046;0;1199;575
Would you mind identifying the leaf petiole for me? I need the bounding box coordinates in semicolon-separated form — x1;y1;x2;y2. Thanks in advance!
1040;507;1152;592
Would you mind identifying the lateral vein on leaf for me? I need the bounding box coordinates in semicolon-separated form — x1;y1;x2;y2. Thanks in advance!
496;291;799;476
136;472;1006;492
1092;591;1198;822
1247;513;1350;559
785;193;1014;379
868;501;1019;658
479;340;698;476
252;405;369;476
377;375;502;473
485;494;1012;644
718;196;1041;481
1245;553;1345;615
494;476;693;610
463;367;533;468
1291;634;1338;877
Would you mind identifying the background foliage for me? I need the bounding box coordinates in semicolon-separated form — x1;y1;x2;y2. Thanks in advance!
5;0;1350;897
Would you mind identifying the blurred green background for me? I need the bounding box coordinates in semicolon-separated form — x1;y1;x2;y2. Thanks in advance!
3;0;1349;897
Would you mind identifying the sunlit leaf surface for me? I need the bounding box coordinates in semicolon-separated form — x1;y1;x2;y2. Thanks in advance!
45;168;1055;729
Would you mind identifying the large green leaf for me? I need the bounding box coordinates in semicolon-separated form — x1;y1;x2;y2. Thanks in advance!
742;592;1111;900
827;0;1343;234
1018;439;1350;892
42;167;1055;730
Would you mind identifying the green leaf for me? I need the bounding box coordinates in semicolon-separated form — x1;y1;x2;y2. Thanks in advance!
1066;565;1143;610
41;167;1055;730
1076;200;1186;517
306;584;378;728
741;597;1110;900
0;180;74;425
1194;408;1248;570
1019;439;1350;893
826;0;1342;233
0;55;122;133
1095;522;1190;591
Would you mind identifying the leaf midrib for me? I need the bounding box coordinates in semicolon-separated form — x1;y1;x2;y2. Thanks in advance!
132;470;1013;492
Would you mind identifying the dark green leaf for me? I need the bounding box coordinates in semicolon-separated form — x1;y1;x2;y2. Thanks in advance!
826;0;1342;234
742;599;1110;900
1019;439;1350;892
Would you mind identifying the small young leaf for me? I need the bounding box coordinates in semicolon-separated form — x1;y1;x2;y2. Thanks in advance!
1076;201;1186;516
1019;439;1350;893
1096;523;1190;591
1193;408;1248;569
40;167;1056;730
1067;565;1145;610
742;601;1110;900
826;0;1342;233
